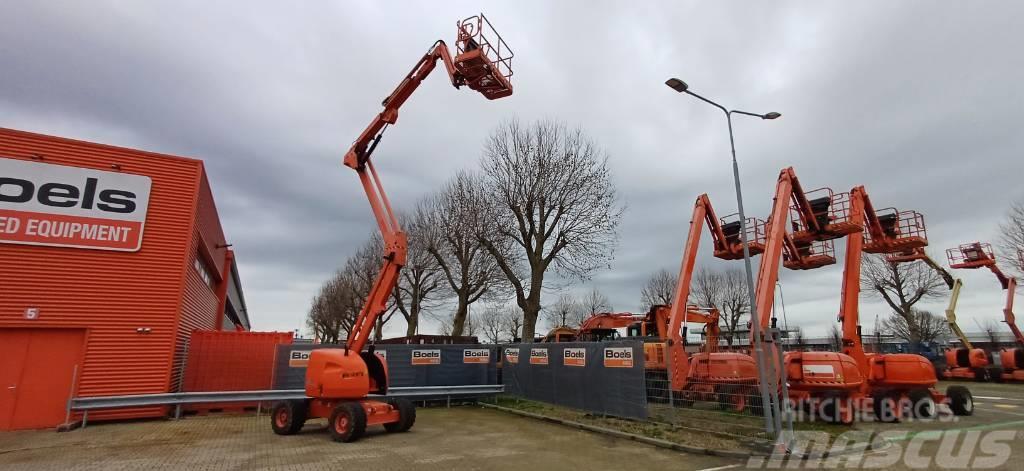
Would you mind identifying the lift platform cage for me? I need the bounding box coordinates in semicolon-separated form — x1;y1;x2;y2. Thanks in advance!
863;208;928;255
789;189;861;244
716;213;767;259
947;242;997;269
454;14;514;100
783;238;836;270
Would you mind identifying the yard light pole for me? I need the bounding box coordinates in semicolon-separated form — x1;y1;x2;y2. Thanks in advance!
665;77;782;436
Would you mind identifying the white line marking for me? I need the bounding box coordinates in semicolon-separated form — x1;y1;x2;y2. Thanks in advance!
696;465;741;471
975;395;1024;402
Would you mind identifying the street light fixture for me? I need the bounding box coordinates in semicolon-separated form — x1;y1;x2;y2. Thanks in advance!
665;76;782;435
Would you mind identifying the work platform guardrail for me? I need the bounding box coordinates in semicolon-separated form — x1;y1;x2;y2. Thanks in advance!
68;384;504;428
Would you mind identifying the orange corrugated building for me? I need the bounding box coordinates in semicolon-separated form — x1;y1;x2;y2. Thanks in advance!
0;127;250;430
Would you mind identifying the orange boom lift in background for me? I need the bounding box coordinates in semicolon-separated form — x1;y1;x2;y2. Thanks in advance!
947;243;1024;382
269;14;514;442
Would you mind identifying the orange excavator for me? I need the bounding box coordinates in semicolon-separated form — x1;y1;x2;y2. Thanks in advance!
270;14;514;442
547;306;720;401
947;243;1023;382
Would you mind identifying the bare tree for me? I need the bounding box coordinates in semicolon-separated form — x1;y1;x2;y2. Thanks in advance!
422;172;504;337
792;326;806;351
476;119;624;343
829;324;843;351
543;293;586;329
689;268;749;346
306;270;360;344
504;307;524;342
979;319;1003;348
861;254;946;346
343;235;400;342
998;199;1024;276
882;309;947;349
392;213;443;336
580;287;612;316
479;304;508;344
640;268;676;309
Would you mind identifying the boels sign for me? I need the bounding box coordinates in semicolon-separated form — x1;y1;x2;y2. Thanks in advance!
0;158;151;251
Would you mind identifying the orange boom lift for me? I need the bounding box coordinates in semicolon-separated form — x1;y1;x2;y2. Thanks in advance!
664;193;767;411
947;243;1023;381
786;186;973;422
270;14;514;442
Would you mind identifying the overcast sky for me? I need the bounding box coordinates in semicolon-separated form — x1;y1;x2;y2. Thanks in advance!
3;1;1023;339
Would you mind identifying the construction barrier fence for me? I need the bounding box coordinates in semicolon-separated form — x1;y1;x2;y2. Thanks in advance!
500;340;647;419
273;343;499;390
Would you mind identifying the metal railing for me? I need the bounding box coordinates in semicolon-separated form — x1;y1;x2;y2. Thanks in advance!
69;384;503;428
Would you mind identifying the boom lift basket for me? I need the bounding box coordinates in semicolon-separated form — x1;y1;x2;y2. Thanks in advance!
716;213;766;259
947;242;996;269
455;14;514;100
790;189;861;243
864;209;928;255
783;239;836;270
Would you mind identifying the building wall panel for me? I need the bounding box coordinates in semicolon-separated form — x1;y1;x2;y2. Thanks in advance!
0;128;205;423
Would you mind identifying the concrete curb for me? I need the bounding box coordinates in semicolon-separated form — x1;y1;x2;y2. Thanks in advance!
480;403;757;459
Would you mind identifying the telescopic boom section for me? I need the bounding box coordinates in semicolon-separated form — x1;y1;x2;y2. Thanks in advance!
341;16;513;354
837;187;869;369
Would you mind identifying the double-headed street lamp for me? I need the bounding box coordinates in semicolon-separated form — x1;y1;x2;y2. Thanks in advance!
665;77;782;435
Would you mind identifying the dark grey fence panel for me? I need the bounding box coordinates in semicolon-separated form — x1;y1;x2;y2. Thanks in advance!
274;344;498;390
500;340;647;419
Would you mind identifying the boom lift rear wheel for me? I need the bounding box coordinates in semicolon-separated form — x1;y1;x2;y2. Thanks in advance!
906;389;936;419
329;402;367;442
946;385;974;416
270;400;308;435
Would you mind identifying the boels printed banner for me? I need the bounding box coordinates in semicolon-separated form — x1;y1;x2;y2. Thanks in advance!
463;349;490;364
0;158;151;251
504;348;519;364
563;348;586;367
603;347;634;368
288;349;385;368
411;349;441;365
529;348;548;365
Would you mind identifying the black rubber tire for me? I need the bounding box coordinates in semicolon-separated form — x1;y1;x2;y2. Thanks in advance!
329;402;367;442
947;385;974;416
270;400;307;435
974;368;989;382
748;388;765;417
907;389;937;419
384;398;416;433
989;367;1005;383
872;392;900;423
717;385;746;413
819;395;851;424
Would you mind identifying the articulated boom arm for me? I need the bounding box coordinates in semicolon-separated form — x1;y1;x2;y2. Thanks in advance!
341;19;513;354
944;279;972;349
947;243;1023;346
837;187;868;367
751;168;803;341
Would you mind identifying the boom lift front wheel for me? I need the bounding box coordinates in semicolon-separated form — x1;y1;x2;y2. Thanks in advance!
330;402;368;442
946;386;974;416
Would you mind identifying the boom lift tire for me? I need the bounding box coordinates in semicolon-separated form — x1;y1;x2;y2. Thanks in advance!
329;402;367;442
907;389;937;419
946;386;974;416
717;385;747;413
270;400;308;435
974;368;989;382
384;398;416;433
988;367;1004;383
872;392;900;423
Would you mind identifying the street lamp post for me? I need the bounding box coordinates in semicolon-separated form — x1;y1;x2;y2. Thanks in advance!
665;77;781;435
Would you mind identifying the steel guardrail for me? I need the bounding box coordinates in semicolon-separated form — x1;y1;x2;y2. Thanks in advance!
69;384;503;412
